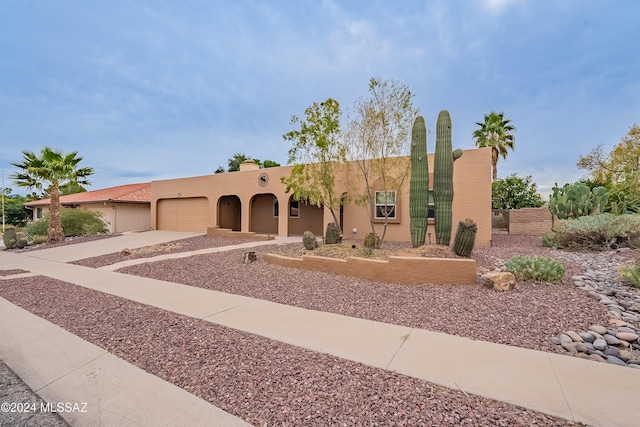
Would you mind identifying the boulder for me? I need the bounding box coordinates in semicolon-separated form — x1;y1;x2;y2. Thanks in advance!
481;271;516;291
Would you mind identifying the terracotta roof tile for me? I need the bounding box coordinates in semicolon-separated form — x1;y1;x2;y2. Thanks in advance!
24;183;151;206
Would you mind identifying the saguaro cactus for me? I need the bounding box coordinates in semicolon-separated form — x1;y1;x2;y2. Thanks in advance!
433;110;463;246
409;116;429;247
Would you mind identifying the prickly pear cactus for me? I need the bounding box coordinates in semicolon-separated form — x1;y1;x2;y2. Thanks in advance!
409;116;429;247
453;218;477;257
433;110;462;245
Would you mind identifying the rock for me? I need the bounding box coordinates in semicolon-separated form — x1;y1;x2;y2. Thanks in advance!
588;354;607;363
616;332;639;342
628;304;640;312
564;330;583;343
561;342;588;354
618;350;635;362
579;332;595;343
618;326;637;334
606;355;626;366
558;334;573;344
603;347;620;357
575;353;591;360
481;271;515;291
609;319;628;327
121;248;132;256
593;339;608;351
589;325;607;335
604;334;621;346
549;337;561;345
588;331;603;340
242;251;257;263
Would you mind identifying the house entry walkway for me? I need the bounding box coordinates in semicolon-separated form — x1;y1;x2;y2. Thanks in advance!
1;231;639;426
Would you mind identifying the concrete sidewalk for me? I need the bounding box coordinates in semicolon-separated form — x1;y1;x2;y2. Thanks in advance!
2;233;640;426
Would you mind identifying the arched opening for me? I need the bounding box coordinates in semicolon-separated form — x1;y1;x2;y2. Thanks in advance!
250;193;278;235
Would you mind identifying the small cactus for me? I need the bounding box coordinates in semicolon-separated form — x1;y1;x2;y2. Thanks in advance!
363;232;380;249
453;218;477;257
325;222;342;245
302;231;318;250
16;232;28;249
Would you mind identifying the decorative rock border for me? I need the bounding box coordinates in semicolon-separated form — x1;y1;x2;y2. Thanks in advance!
549;250;640;368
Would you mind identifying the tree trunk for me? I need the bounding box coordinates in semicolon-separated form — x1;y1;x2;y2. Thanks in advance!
48;183;65;242
492;148;499;181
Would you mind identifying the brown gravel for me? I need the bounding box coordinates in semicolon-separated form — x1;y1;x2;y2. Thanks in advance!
0;277;585;426
71;235;255;268
114;234;611;353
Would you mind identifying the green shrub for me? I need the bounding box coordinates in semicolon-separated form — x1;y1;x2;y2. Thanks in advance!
505;255;566;283
26;207;108;238
542;213;640;251
619;263;640;288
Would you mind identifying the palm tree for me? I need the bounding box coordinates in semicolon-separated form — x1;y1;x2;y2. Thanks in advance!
473;111;516;180
11;147;94;242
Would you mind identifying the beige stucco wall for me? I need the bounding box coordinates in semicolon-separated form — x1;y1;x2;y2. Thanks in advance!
28;203;150;233
151;147;492;246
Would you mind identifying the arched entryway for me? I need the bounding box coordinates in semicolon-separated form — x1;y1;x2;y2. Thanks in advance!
217;195;241;231
250;193;278;235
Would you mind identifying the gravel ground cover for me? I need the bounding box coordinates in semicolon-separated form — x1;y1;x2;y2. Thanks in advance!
0;277;584;426
114;234;612;353
6;233;121;252
71;235;255;268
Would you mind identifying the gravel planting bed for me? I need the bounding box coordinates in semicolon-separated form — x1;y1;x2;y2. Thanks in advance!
0;277;583;426
114;235;611;353
6;233;121;252
71;235;255;268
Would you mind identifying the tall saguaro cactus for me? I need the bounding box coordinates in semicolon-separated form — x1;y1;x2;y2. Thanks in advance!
433;110;463;245
409;116;429;247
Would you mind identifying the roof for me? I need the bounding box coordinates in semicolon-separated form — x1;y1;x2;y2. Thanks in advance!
24;183;151;207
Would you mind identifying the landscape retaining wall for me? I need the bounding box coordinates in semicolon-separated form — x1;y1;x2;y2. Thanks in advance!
264;254;477;285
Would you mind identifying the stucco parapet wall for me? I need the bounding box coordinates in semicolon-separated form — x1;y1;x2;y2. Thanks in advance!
207;227;275;241
264;254;477;285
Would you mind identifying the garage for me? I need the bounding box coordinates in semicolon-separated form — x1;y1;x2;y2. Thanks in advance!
157;197;209;232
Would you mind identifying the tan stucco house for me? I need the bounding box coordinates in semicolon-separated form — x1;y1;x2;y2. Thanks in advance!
24;183;151;234
151;147;493;246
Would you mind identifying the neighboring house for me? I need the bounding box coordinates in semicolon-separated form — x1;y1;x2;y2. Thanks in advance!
151;147;494;247
24;183;151;234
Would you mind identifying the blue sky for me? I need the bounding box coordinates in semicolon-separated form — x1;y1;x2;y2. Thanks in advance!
1;0;639;198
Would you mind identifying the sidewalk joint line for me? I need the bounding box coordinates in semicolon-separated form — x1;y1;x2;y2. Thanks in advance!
546;352;575;422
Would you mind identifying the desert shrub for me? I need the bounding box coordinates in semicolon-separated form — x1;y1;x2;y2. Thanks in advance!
31;235;48;245
505;255;566;283
26;207;108;237
619;263;640;288
542;213;640;251
302;231;318;250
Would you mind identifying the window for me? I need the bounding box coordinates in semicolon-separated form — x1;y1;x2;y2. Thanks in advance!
36;208;42;219
289;199;299;218
375;191;396;219
273;197;279;217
